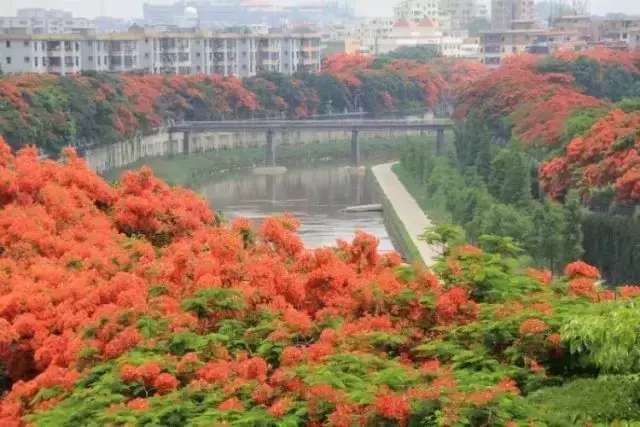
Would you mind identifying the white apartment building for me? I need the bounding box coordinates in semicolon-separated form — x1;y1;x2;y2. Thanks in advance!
0;9;95;35
0;29;321;78
347;17;395;54
377;19;481;59
394;0;441;23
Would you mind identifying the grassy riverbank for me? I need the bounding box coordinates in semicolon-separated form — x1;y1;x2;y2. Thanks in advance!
103;138;423;187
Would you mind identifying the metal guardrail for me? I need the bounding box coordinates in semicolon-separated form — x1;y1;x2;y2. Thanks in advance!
170;119;454;133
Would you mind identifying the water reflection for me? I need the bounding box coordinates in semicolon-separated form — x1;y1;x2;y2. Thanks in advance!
198;166;394;251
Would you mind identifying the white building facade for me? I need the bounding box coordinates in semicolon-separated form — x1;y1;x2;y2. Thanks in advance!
0;30;321;77
0;8;95;35
394;0;441;23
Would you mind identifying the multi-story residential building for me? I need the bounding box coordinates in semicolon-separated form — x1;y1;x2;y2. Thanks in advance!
491;0;535;30
347;17;395;54
479;12;640;68
394;0;441;23
439;0;488;30
0;29;321;77
378;19;443;54
598;16;640;48
0;9;95;35
376;19;481;59
480;17;591;66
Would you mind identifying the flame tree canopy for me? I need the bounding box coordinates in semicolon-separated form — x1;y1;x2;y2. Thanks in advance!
0;55;487;156
1;137;640;425
453;49;640;206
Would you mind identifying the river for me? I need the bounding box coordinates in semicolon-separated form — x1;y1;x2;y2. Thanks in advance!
197;165;395;251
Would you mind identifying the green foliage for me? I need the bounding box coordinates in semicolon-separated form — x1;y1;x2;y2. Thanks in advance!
582;212;640;284
359;71;424;114
398;129;585;272
562;301;640;373
454;113;494;180
377;45;442;63
526;375;640;425
181;288;245;319
419;224;464;256
538;56;640;102
561;108;607;146
488;146;532;206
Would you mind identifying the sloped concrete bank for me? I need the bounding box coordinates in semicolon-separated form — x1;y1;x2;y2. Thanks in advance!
371;162;439;266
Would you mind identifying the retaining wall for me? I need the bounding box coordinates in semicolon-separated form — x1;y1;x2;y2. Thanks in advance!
82;127;426;173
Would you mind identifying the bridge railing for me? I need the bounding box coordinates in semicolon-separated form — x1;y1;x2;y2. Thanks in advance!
170;118;454;132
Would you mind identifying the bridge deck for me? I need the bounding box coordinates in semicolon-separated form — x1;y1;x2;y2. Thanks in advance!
171;119;454;133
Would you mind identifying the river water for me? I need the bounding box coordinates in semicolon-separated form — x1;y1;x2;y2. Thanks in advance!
197;166;395;251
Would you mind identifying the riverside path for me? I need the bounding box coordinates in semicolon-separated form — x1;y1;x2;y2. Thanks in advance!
372;162;439;266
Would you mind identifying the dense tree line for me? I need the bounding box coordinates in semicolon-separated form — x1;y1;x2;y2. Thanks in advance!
447;48;640;282
400;138;583;272
0;55;484;156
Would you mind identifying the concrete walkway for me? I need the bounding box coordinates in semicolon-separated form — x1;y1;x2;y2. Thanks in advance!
372;162;439;266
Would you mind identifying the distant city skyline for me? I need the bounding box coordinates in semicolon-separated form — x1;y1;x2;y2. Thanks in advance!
1;0;640;19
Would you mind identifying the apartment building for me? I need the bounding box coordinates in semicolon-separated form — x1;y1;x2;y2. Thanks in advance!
0;9;95;35
0;29;321;77
480;17;591;66
377;19;481;59
394;0;441;23
346;17;395;54
491;0;535;30
439;0;489;30
599;16;640;49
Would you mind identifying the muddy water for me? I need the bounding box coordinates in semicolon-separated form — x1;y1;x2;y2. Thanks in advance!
197;165;394;251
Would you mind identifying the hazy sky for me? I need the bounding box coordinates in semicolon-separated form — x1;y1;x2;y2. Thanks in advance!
1;0;640;19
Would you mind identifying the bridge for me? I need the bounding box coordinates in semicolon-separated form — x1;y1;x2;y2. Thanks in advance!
170;119;454;167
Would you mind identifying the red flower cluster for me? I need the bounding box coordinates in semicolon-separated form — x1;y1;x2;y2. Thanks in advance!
456;54;603;147
519;319;548;336
540;109;640;201
564;261;601;279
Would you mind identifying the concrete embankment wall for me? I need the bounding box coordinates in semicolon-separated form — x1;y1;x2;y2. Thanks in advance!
371;162;438;267
82;127;426;173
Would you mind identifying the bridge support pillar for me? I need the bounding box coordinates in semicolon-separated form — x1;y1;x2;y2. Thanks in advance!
265;129;276;167
182;131;190;154
436;128;445;155
351;130;360;167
